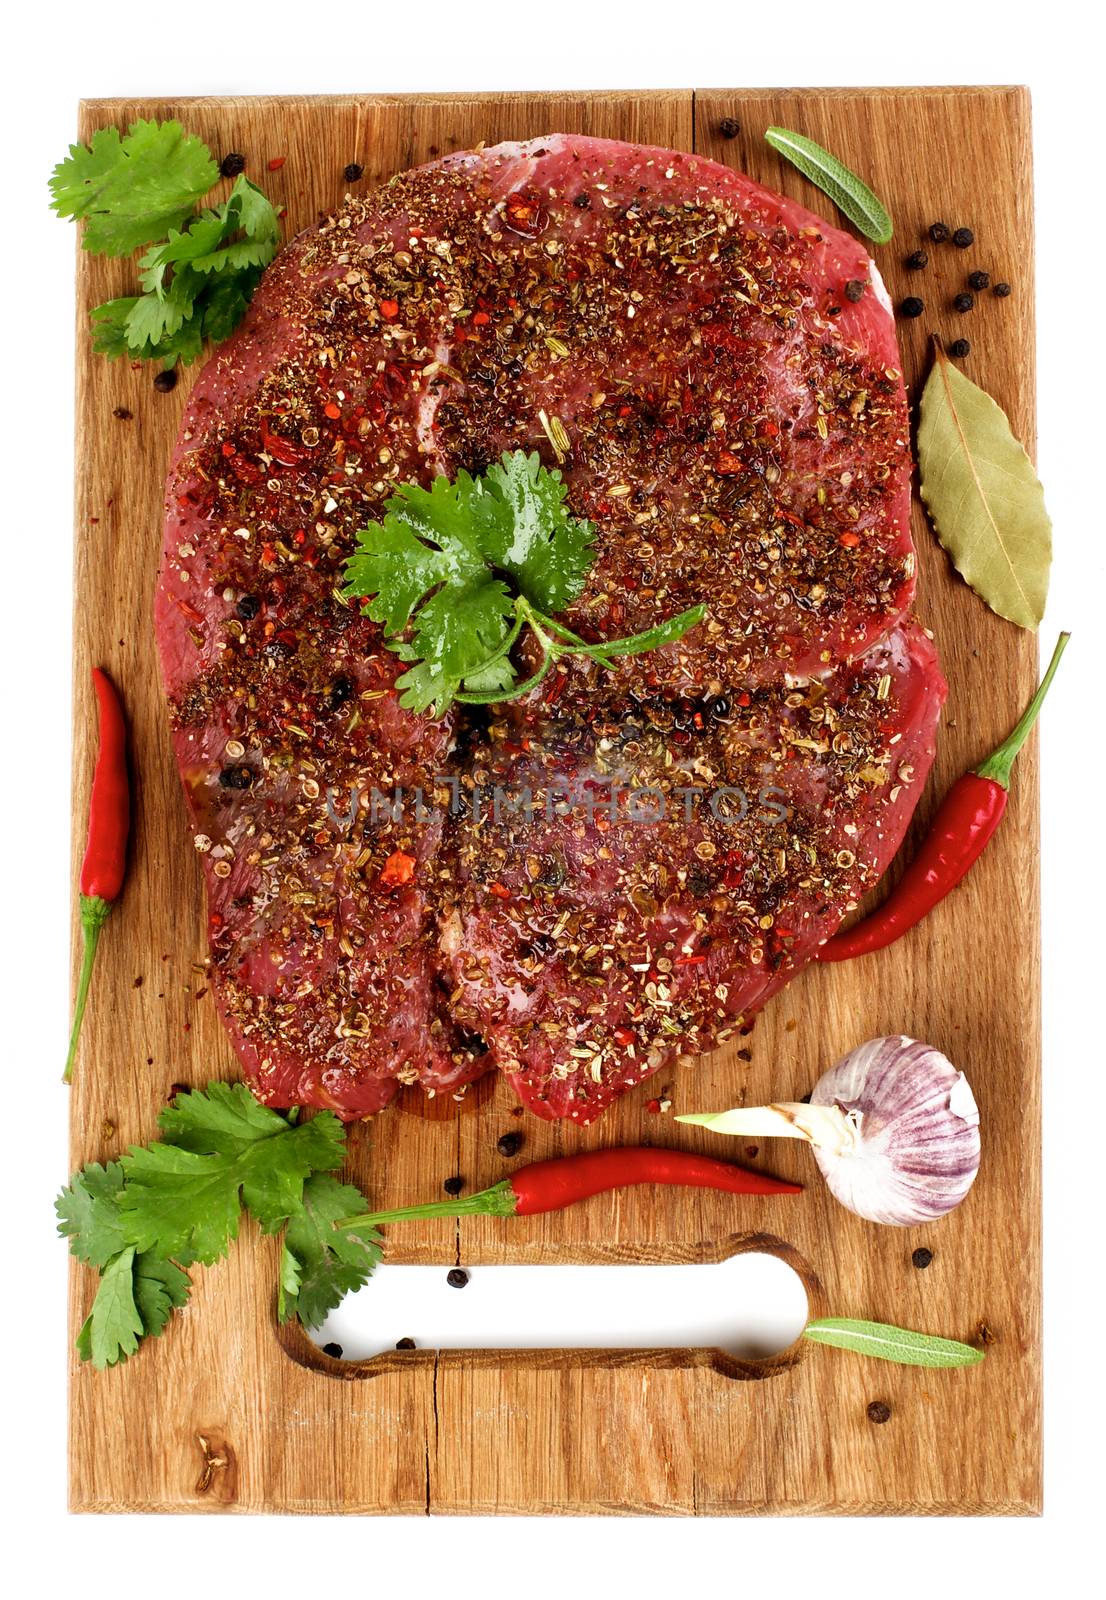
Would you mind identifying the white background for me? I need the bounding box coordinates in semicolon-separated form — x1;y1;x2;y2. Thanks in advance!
1;2;1101;1591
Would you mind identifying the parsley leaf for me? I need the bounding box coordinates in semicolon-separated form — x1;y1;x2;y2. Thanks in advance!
119;1088;346;1262
77;1247;145;1369
278;1174;383;1329
49;120;218;257
52;122;280;367
59;1081;382;1370
56;1161;127;1268
343;451;705;715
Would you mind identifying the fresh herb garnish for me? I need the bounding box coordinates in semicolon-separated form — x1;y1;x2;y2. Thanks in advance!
57;1082;382;1368
343;450;706;716
764;127;893;245
803;1317;984;1368
918;340;1051;629
50;120;281;369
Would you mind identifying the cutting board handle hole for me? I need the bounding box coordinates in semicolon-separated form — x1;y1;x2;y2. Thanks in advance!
277;1245;812;1380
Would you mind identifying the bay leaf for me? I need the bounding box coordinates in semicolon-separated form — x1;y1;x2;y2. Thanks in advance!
803;1316;984;1368
917;343;1051;630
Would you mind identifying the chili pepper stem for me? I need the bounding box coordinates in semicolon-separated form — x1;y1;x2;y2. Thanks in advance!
63;895;113;1084
975;631;1070;788
333;1179;517;1231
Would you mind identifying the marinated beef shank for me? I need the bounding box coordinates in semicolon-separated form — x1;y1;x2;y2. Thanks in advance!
156;135;945;1121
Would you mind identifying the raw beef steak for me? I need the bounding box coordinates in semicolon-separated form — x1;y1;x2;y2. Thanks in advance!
156;134;945;1121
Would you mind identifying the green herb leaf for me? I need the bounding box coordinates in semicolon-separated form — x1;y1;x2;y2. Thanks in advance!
53;122;279;368
764;127;892;245
49;120;219;256
803;1317;984;1368
56;1161;128;1268
279;1174;384;1329
918;343;1052;629
81;1247;145;1369
344;452;704;715
118;1104;345;1263
344;470;517;714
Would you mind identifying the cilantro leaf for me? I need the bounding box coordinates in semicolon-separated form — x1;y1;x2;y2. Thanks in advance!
119;1100;345;1263
75;1249;191;1369
49;120;218;257
132;1253;191;1338
477;451;595;611
56;1161;127;1268
343;451;705;716
279;1175;383;1329
344;473;517;714
79;1247;145;1369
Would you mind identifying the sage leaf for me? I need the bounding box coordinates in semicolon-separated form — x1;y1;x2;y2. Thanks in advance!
764;128;892;244
918;345;1051;630
803;1317;984;1368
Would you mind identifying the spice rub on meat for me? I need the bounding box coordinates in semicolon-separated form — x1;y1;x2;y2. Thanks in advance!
156;134;945;1122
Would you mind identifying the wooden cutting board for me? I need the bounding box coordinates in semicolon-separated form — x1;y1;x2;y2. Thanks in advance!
68;86;1040;1515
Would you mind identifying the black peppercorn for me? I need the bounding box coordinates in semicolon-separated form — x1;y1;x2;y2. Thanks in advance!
912;1246;934;1269
952;227;974;248
446;1268;469;1289
905;249;928;270
218;763;254;790
993;281;1012;298
220;152;246;178
899;297;925;319
153;369;178;393
326;674;355;710
953;291;975;312
395;1336;416;1350
236;593;261;620
867;1400;892;1425
968;269;990;290
948;339;971;358
344;161;364;182
496;1131;524;1158
443;1175;464;1196
573;192;591;209
844;279;866;302
322;1341;343;1359
718;117;741;139
929;222;950;243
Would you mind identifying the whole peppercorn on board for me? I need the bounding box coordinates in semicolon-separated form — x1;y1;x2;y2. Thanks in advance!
68;86;1040;1516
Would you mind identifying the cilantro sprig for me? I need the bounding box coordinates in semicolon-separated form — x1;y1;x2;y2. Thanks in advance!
343;451;707;715
56;1082;382;1369
50;120;281;369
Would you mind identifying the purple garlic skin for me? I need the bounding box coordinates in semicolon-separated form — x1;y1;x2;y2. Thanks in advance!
810;1036;981;1227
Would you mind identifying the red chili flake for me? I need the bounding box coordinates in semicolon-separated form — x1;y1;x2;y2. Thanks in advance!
221;441;237;458
472;310;491;327
737;691;751;707
613;1027;635;1046
760;420;780;437
488;882;512;900
323;401;342;421
379;299;399;321
716;451;743;475
645;1098;662;1114
543;672;567;706
176;597;203;623
838;531;860;548
380;851;416;888
504;188;547;236
267;156;286;171
674;954;708;967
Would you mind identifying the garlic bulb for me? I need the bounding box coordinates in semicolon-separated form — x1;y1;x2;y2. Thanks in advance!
677;1036;981;1227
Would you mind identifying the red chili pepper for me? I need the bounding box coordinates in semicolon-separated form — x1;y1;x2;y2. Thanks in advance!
817;632;1068;964
335;1146;800;1230
64;669;130;1082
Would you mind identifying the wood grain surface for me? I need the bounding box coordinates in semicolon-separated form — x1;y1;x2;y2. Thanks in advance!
67;87;1040;1515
